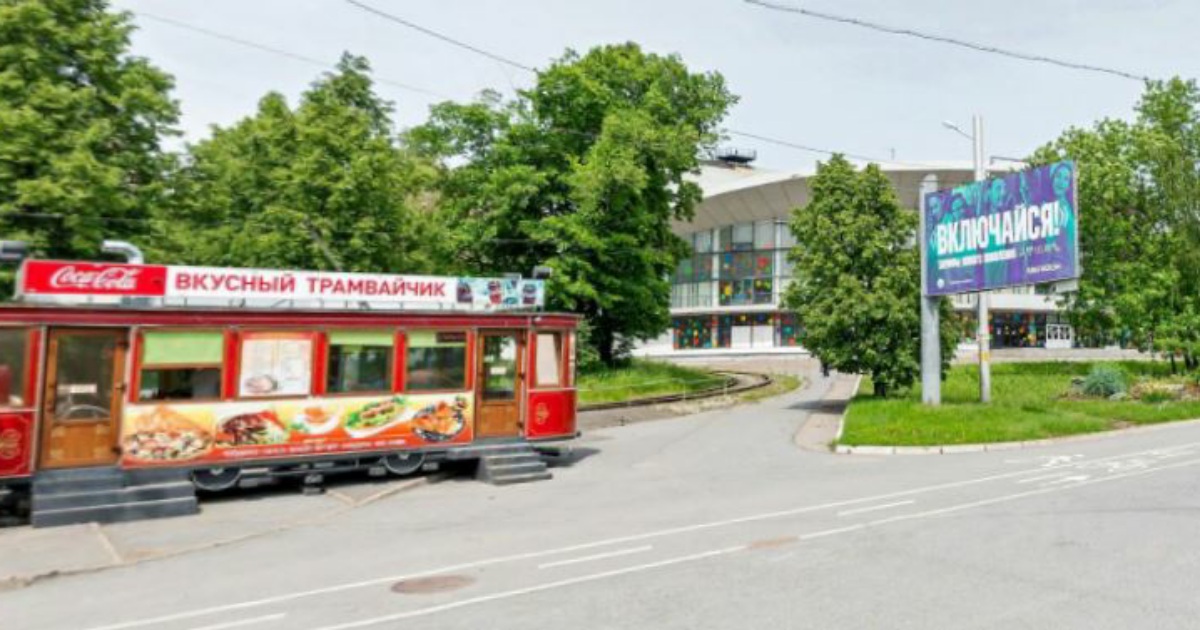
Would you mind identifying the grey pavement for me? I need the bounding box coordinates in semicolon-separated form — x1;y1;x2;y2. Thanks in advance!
2;358;1200;629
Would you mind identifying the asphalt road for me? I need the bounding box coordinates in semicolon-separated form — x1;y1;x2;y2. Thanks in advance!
4;361;1200;630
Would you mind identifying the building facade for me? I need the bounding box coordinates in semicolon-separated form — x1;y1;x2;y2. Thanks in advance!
640;155;1074;356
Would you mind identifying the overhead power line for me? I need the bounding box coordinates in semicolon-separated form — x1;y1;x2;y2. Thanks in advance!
744;0;1151;83
133;11;452;100
726;129;950;169
342;0;536;73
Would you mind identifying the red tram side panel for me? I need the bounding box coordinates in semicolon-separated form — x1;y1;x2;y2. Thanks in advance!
0;306;579;485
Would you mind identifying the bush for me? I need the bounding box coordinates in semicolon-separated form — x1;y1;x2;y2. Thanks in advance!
1082;365;1128;398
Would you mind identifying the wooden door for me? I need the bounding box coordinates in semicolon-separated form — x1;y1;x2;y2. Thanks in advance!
39;328;127;469
475;331;524;438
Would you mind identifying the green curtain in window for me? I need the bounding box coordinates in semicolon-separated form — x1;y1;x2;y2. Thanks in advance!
329;330;394;347
143;331;224;366
407;330;465;348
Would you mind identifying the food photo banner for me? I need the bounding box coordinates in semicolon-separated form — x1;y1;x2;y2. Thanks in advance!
16;261;545;310
922;160;1079;296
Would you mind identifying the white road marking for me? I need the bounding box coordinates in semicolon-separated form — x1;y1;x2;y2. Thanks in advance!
184;614;286;630
305;547;746;630
836;500;914;517
305;455;1200;630
537;545;653;570
1039;474;1090;486
82;441;1200;630
1016;472;1072;484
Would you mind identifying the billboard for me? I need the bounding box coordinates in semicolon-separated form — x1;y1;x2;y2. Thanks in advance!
16;260;545;310
922;160;1079;296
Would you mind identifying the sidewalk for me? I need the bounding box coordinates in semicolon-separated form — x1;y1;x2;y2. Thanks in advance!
793;373;859;452
0;475;429;590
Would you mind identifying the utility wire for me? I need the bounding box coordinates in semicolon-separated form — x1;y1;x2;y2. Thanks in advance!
726;129;951;169
744;0;1150;83
342;0;537;73
134;11;452;100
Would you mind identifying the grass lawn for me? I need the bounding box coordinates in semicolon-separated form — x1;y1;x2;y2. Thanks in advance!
577;360;728;405
840;361;1200;446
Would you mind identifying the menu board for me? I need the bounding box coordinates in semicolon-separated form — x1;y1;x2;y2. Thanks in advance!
239;334;313;398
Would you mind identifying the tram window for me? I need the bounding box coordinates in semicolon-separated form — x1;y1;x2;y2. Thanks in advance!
405;331;467;392
327;331;394;394
139;331;224;401
239;332;313;398
0;329;28;407
535;332;565;387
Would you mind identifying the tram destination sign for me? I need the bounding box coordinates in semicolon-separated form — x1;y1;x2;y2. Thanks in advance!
15;260;546;310
922;160;1079;296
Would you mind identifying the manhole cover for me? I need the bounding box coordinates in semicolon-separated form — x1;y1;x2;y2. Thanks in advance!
391;575;475;595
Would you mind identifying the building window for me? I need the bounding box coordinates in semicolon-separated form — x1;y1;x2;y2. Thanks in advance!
0;329;28;407
140;331;224;401
326;331;393;394
732;223;754;250
535;332;565;387
238;332;313;398
694;230;713;253
406;331;468;392
754;220;775;250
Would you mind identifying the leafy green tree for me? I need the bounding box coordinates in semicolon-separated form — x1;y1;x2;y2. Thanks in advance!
0;0;178;273
409;44;736;366
168;54;437;273
784;155;957;396
1031;78;1200;369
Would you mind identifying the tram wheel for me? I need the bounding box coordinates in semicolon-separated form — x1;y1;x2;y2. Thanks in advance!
192;467;242;492
382;452;425;476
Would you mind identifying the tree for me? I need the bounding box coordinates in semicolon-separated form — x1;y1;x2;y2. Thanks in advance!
168;54;437;273
1030;78;1200;369
784;155;957;396
0;0;178;275
409;44;736;366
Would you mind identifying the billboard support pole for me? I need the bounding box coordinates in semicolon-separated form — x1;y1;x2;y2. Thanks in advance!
919;175;940;406
973;115;992;403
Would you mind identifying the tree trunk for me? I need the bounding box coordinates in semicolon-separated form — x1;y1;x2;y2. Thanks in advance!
1170;353;1177;375
873;380;887;397
595;326;616;367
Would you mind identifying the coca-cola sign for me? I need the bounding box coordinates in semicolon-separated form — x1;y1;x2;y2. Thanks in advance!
19;260;168;297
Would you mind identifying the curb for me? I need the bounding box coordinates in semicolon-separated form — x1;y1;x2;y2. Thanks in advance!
835;416;1200;455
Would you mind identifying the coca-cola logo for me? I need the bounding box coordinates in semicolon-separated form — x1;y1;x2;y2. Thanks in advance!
49;266;141;291
0;428;20;460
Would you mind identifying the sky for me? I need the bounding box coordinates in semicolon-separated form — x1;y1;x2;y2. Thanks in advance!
111;0;1200;172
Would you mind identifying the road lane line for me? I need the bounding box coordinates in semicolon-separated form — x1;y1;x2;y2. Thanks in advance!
537;545;653;570
836;500;914;517
305;546;746;630
82;440;1200;630
184;614;286;630
1016;472;1072;484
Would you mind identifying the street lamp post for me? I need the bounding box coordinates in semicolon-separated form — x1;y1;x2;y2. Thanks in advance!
943;115;992;403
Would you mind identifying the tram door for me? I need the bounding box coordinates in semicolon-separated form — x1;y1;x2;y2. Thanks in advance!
40;328;127;469
475;331;524;438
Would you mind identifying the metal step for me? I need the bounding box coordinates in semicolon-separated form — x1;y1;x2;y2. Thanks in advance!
31;496;199;528
32;467;125;495
32;482;196;512
490;470;553;486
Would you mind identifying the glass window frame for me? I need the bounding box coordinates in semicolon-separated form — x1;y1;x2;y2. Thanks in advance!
324;329;396;397
137;328;226;403
534;331;567;389
0;327;31;409
235;330;317;400
403;329;470;394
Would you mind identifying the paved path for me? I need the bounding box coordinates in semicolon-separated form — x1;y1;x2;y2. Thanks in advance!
4;359;1200;630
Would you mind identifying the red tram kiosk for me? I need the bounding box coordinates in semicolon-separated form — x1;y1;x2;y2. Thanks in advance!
0;259;578;527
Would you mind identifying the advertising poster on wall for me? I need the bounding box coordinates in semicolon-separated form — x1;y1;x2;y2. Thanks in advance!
120;392;474;467
922;160;1079;296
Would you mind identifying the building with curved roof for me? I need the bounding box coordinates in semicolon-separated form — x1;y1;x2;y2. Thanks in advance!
640;154;1073;356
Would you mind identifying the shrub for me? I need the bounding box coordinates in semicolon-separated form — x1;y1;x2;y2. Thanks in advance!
1082;365;1128;398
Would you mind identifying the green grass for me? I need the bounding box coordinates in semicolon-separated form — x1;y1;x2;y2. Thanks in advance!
840;361;1200;446
577;360;727;405
738;373;803;403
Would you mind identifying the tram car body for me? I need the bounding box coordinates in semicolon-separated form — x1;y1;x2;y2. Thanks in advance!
0;260;578;526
